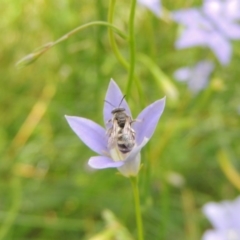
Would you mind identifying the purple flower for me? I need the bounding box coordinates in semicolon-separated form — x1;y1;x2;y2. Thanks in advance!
203;0;240;22
65;79;165;177
174;60;214;93
202;196;240;240
138;0;162;17
202;0;240;39
172;1;240;65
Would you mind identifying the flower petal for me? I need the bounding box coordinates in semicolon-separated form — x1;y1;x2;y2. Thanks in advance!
225;0;240;20
207;33;232;65
203;0;240;40
117;137;149;177
138;0;162;17
202;229;240;240
188;60;214;93
203;0;240;21
88;156;124;169
65;115;108;155
209;16;240;40
203;197;240;229
175;28;208;49
103;79;132;127
174;67;192;82
133;97;166;145
172;8;203;27
174;61;214;93
118;153;141;177
125;137;148;162
203;202;229;229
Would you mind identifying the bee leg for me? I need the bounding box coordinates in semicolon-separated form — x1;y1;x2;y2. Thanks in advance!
131;118;142;125
102;150;111;157
106;127;113;135
106;119;112;124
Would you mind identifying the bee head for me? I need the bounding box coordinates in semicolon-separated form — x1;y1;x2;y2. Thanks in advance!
105;95;127;115
111;107;125;114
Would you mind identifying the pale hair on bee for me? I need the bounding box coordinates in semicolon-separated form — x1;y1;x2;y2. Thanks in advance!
105;96;136;154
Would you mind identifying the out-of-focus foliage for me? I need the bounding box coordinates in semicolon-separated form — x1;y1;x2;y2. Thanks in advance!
0;0;240;239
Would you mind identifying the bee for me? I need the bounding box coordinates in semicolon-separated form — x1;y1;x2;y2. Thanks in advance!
105;96;136;154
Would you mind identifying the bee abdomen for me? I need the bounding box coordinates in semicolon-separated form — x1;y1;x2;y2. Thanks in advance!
117;136;135;153
117;143;132;153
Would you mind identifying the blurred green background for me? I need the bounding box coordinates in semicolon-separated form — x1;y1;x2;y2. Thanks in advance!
1;0;240;239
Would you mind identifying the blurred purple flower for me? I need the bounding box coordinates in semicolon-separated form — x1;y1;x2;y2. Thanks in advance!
203;0;240;21
65;79;165;177
202;0;240;39
174;60;214;93
172;0;240;65
202;196;240;240
138;0;162;17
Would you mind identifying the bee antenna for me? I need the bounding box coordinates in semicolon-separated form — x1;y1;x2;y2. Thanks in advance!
104;100;115;108
118;95;126;107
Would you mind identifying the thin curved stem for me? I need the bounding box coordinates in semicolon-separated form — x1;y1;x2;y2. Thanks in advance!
55;21;128;44
108;0;129;69
17;21;127;67
126;0;137;98
130;177;144;240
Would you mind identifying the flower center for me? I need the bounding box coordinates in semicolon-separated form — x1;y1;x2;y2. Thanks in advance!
109;144;127;162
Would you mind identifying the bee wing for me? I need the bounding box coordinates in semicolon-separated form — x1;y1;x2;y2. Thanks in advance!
122;118;135;140
108;119;119;148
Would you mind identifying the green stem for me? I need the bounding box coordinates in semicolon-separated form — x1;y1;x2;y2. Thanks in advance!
137;53;179;102
126;0;137;98
0;177;21;240
108;0;129;69
55;21;127;45
130;177;144;240
17;21;127;67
